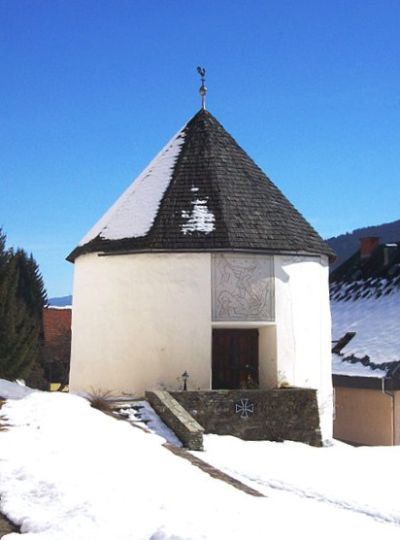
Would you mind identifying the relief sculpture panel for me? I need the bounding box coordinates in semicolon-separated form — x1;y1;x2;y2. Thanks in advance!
212;254;274;321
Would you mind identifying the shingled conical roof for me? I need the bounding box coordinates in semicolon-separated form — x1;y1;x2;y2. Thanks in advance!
68;109;334;262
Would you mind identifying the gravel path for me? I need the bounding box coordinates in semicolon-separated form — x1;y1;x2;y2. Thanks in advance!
164;443;264;497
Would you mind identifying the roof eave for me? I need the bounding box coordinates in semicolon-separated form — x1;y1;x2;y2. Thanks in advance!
67;241;335;263
333;374;400;390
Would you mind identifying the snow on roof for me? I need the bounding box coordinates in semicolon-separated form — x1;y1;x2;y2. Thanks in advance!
43;307;72;344
79;127;186;245
181;196;215;235
332;354;387;378
331;279;400;365
68;109;334;262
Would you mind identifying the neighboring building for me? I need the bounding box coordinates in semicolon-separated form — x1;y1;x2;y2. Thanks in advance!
42;306;72;389
330;237;400;445
68;106;334;440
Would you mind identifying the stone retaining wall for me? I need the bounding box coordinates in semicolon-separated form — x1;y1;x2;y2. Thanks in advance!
145;390;204;450
171;388;322;447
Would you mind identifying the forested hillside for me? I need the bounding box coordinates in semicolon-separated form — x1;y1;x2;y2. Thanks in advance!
326;218;400;269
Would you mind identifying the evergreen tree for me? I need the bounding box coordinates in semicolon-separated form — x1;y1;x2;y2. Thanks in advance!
0;229;8;280
0;229;46;383
14;249;47;319
14;249;48;388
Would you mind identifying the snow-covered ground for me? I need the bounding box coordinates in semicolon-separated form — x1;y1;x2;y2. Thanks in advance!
199;435;400;524
1;382;400;539
0;380;35;400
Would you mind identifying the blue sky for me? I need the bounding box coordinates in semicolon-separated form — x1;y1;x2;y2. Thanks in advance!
1;0;399;296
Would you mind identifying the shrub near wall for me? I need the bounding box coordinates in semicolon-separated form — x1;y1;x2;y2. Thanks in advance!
172;388;322;447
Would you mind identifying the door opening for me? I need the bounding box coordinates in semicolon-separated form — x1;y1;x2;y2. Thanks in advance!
212;329;259;389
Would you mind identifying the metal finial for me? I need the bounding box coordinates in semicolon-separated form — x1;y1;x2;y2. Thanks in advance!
197;66;207;110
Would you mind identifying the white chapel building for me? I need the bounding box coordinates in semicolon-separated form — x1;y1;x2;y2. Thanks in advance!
68;106;335;438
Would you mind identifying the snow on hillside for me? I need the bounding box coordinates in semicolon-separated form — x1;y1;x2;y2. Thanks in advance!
47;295;72;308
326;218;400;270
1;385;400;539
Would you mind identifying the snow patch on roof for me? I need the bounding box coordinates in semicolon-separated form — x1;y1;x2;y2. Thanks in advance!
331;284;400;364
181;197;215;235
79;127;186;245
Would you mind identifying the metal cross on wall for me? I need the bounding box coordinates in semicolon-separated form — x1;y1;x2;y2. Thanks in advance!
235;398;255;419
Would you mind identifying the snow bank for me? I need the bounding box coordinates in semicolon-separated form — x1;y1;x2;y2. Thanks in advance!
0;392;265;540
1;392;399;539
0;379;34;400
200;434;400;525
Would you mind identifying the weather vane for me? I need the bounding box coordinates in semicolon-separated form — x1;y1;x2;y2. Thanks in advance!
197;66;207;110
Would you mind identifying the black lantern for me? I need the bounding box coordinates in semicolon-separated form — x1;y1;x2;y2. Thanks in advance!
182;371;189;391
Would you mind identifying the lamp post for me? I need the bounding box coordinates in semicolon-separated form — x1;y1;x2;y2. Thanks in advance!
182;371;189;391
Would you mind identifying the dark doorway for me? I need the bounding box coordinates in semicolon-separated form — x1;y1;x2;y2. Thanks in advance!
212;329;259;389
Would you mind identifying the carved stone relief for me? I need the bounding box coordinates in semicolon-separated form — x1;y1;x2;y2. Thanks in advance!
212;254;274;321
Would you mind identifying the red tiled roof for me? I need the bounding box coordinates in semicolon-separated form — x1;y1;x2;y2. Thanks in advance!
43;308;71;344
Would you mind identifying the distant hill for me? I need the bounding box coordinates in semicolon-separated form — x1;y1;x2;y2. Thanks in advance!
47;295;72;307
326;218;400;270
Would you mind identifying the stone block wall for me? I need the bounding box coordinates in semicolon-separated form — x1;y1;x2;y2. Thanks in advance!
171;388;322;447
145;390;204;450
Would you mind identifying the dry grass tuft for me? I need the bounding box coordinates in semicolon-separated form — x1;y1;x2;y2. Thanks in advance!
86;391;150;434
87;390;118;418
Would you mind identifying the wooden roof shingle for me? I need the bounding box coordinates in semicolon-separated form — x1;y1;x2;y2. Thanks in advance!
68;109;334;262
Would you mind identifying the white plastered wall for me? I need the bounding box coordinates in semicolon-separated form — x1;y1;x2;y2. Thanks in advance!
70;251;332;439
258;325;278;389
274;255;333;441
70;252;212;396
